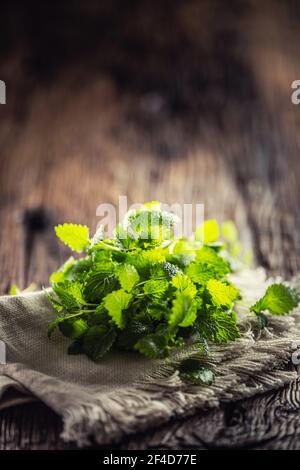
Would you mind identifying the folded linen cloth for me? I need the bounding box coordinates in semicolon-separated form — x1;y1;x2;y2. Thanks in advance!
0;268;299;446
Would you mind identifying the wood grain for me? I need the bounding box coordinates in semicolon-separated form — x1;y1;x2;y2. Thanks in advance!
1;0;300;449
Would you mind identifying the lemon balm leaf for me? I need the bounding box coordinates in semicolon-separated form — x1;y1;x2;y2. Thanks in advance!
117;264;139;292
83;325;116;362
186;247;230;285
198;307;240;343
104;289;132;328
171;272;197;299
250;284;299;315
169;294;197;328
59;318;88;339
221;221;238;243
135;333;169;359
143;279;169;299
195;219;220;244
207;279;239;308
55;224;90;253
179;359;215;385
8;284;21;295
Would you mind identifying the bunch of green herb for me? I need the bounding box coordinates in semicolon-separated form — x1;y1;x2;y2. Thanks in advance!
47;202;299;370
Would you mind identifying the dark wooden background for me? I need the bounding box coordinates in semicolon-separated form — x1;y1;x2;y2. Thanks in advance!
1;0;300;449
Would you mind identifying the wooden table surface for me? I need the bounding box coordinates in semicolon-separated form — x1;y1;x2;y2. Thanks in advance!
1;0;300;449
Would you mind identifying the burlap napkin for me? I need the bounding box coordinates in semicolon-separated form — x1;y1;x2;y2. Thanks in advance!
0;268;299;446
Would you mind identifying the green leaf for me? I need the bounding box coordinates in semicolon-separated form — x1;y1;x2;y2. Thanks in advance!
103;289;132;328
195;219;220;244
142;248;167;263
8;284;20;295
62;280;86;304
198;307;240;343
47;321;59;338
186;263;218;285
149;264;168;280
83;265;117;303
68;338;84;355
66;257;93;279
169;293;197;328
179;359;214;385
46;292;64;313
146;302;169;320
221;221;238;243
189;333;209;354
83;324;116;362
117;319;152;350
48;313;89;339
171;272;197;299
116;204;177;248
143;200;161;210
143;279;169;300
52;283;80;310
49;256;76;284
55;223;90;253
186;247;230;284
135;333;169;359
117;264;139;292
179;302;197;327
127;205;178;241
50;280;86;313
49;271;65;284
196;246;227;264
59;318;88;339
207;279;239;308
250;283;299;315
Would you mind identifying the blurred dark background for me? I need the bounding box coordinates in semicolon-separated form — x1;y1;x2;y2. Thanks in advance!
1;0;300;291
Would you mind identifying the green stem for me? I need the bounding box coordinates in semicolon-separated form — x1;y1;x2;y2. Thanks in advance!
64;308;97;320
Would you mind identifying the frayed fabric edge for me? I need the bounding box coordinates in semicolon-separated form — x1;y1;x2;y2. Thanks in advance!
61;315;300;447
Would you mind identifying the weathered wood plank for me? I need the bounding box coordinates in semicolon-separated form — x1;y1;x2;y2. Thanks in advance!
2;379;300;450
1;0;300;449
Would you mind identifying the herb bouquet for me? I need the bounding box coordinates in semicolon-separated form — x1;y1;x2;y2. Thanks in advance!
48;202;299;383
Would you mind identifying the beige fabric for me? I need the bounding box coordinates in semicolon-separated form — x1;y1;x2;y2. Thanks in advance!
0;268;299;446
